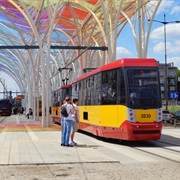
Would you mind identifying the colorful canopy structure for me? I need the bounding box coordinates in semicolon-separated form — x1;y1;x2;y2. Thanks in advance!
0;0;162;126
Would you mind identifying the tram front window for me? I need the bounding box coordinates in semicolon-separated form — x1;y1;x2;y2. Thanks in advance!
127;69;161;109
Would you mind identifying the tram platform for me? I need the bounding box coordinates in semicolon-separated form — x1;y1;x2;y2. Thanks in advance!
0;115;179;165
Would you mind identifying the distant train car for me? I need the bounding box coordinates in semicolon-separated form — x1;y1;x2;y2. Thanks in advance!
38;99;42;116
72;58;163;141
52;84;72;123
0;99;12;116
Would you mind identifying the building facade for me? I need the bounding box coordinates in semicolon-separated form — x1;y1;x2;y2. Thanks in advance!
158;62;178;106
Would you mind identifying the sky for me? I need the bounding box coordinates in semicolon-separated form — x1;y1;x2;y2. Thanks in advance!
0;0;180;98
117;0;180;68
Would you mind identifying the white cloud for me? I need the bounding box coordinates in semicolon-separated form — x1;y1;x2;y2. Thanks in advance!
157;0;174;14
168;57;180;68
170;5;180;15
150;24;180;40
153;42;168;54
153;41;180;54
116;47;132;59
150;23;180;56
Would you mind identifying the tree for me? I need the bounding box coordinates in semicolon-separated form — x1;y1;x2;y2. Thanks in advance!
177;69;180;77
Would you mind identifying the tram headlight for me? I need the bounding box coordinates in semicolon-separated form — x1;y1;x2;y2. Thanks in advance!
130;117;134;121
156;108;162;122
127;108;136;122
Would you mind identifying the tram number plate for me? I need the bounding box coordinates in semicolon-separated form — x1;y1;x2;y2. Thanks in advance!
141;114;151;118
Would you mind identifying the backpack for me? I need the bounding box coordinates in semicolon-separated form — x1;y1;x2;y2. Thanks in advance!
60;105;69;117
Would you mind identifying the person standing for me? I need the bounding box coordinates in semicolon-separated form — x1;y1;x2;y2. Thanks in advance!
70;98;80;146
60;100;66;146
61;97;75;147
25;108;33;119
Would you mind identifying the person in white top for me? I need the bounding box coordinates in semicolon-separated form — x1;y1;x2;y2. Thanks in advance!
70;98;80;146
62;97;76;147
60;100;66;146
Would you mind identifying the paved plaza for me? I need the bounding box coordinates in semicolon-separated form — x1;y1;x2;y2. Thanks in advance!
0;115;179;165
0;115;179;180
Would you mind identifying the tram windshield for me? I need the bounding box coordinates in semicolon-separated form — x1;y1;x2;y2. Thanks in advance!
61;88;72;105
0;99;10;108
126;68;161;109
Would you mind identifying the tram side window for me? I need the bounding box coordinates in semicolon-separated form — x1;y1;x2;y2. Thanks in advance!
83;80;86;89
82;80;86;105
59;89;63;105
75;83;78;91
78;80;85;105
56;90;60;106
79;82;81;90
53;91;57;106
94;73;102;105
102;70;117;105
72;83;78;99
68;88;72;99
90;76;95;105
102;73;108;83
85;78;91;105
78;81;83;105
62;89;67;99
119;70;126;104
62;87;72;104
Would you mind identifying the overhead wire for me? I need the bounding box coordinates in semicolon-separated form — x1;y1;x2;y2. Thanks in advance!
49;0;154;80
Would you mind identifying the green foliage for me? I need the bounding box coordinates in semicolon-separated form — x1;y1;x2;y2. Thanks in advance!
177;69;180;77
162;105;180;113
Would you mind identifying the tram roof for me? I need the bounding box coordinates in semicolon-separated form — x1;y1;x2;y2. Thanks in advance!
73;58;158;83
54;84;72;91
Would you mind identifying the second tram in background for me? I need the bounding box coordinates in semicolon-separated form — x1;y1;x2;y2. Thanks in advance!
52;84;72;123
0;99;12;116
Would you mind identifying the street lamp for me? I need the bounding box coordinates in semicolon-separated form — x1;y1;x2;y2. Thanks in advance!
149;14;180;110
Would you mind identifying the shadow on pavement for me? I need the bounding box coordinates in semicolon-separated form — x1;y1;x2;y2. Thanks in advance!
77;129;179;148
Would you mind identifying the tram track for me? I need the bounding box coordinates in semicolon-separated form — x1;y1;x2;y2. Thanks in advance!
79;130;180;163
0;116;7;124
129;140;180;163
157;139;180;147
132;147;180;164
151;139;180;153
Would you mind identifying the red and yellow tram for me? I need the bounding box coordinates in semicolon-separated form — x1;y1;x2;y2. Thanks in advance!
72;58;162;141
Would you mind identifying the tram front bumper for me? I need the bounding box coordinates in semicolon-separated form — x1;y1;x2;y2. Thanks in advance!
119;120;163;141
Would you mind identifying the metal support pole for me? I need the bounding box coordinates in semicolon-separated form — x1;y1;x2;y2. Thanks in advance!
149;14;180;110
0;45;108;50
164;14;168;110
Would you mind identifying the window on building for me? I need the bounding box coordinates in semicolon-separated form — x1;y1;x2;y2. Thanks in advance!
169;71;175;77
169;78;175;85
169;86;175;91
161;93;165;99
160;78;164;84
159;70;165;76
